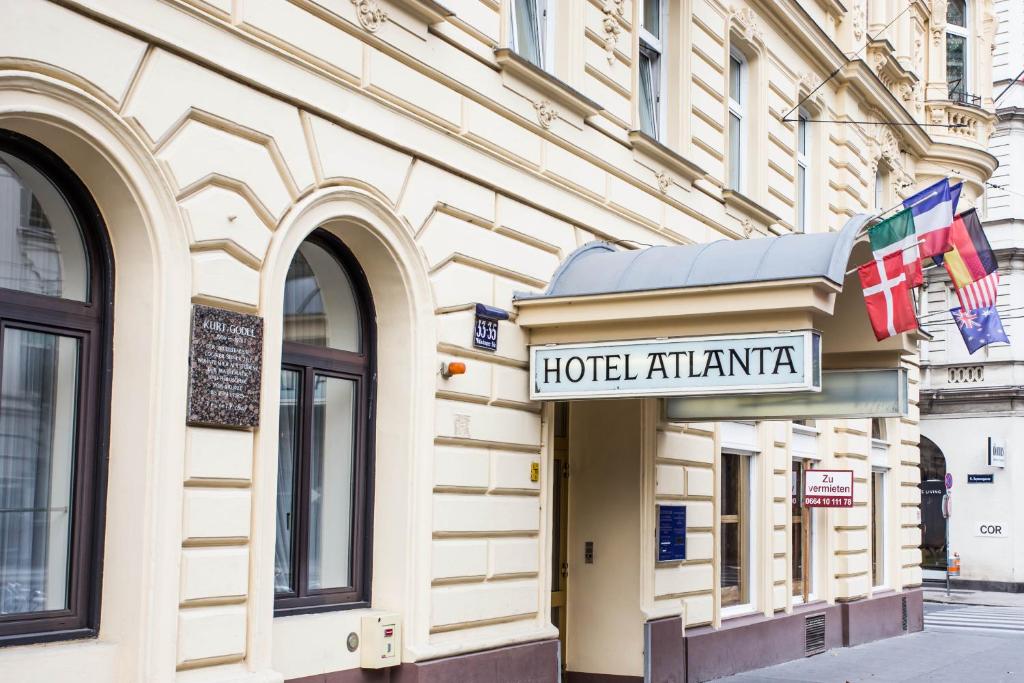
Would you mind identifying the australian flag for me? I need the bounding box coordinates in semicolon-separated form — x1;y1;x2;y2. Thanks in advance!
951;305;1009;354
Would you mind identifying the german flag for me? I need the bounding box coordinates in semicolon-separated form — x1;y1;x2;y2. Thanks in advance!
943;209;997;289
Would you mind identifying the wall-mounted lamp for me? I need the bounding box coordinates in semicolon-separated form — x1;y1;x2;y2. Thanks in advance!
440;361;466;379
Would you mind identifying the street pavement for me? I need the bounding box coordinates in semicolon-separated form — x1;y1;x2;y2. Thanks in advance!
712;597;1024;682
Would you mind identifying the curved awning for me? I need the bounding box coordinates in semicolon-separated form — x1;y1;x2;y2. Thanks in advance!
520;214;867;301
515;214;916;369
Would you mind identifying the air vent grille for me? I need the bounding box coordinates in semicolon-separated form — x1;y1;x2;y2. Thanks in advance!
902;596;908;631
804;614;826;655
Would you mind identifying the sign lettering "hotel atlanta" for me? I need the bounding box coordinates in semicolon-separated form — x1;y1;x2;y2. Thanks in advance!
530;331;820;400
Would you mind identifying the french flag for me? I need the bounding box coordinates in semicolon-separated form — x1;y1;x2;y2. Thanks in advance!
903;179;962;259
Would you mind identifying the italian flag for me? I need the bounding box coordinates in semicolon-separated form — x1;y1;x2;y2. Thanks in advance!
868;208;923;288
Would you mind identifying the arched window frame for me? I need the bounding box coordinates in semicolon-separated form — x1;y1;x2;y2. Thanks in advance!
0;129;113;645
274;228;376;616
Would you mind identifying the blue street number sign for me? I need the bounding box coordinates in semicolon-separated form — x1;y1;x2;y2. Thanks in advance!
472;304;508;352
657;504;687;562
968;474;994;484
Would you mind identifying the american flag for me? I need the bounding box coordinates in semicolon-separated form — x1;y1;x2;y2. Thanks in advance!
955;271;1000;312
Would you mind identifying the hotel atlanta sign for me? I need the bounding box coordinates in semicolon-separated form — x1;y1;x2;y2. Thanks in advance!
530;331;821;401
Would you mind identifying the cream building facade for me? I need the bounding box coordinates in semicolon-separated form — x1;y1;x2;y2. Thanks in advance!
0;0;997;682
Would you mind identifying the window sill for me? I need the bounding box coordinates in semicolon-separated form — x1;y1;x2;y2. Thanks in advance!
391;0;453;25
627;130;706;183
722;189;780;232
720;605;758;621
494;48;602;120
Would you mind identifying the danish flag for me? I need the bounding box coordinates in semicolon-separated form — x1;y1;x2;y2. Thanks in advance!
858;251;919;341
955;271;1000;312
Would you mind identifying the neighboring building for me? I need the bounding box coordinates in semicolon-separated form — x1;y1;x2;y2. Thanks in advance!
920;0;1022;590
0;1;995;681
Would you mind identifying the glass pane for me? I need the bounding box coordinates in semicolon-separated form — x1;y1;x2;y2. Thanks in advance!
729;113;742;190
308;375;357;591
872;472;885;586
513;0;543;67
284;240;361;352
721;452;739;516
0;328;79;615
274;368;301;594
729;56;742;103
946;34;966;95
0;151;89;301
638;53;657;138
643;0;660;37
871;418;884;441
946;0;966;27
797;117;808;155
875;171;885;208
720;521;741;607
797;164;807;232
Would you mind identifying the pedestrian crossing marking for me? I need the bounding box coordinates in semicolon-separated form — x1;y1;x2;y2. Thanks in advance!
925;606;1024;634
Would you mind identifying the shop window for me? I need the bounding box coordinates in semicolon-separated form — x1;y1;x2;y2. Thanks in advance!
728;48;748;192
275;230;375;615
791;460;813;601
638;0;667;139
510;0;551;71
946;0;969;100
0;130;112;644
795;111;810;232
720;450;751;609
871;469;887;587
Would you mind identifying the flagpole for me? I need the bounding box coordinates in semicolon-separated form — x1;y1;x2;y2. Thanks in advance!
853;179;959;240
844;238;926;277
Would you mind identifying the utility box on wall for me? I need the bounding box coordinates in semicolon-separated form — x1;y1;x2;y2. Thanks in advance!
360;614;401;669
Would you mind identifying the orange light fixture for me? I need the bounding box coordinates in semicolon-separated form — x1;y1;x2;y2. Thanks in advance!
441;361;466;379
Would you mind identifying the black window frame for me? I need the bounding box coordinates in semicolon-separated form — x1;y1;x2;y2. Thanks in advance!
0;129;113;646
274;229;376;617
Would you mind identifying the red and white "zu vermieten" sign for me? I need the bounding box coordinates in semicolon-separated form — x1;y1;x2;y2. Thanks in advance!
803;470;854;507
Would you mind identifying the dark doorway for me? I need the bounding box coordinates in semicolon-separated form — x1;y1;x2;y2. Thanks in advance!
919;436;947;570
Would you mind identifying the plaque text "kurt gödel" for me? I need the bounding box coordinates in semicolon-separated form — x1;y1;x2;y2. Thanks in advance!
530;331;820;400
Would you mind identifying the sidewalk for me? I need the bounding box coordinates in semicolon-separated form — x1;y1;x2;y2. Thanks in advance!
923;584;1024;607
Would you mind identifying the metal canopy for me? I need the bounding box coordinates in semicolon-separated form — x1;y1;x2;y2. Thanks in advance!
516;214;871;302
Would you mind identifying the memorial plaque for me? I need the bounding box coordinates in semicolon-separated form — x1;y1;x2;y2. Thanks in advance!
187;304;264;429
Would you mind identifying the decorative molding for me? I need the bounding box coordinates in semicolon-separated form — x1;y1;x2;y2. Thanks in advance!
931;0;947;46
852;1;865;42
729;5;765;46
352;0;388;32
656;171;672;194
601;0;625;65
722;189;780;229
796;72;826;112
534;100;559;128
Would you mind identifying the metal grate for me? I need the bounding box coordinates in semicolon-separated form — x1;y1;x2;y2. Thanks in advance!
902;596;908;631
804;614;826;655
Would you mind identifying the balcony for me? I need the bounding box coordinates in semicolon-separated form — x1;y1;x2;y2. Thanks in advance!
924;100;995;150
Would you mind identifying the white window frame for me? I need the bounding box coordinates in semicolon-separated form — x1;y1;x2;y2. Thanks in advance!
945;0;970;97
638;0;668;140
791;456;821;605
874;165;887;210
796;110;810;232
728;48;749;192
870;467;890;590
510;0;554;72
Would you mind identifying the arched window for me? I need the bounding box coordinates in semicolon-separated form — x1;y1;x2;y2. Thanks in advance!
946;0;969;101
275;229;375;614
0;130;112;643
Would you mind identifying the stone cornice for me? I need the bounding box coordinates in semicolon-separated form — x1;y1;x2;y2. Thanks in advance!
722;189;781;229
627;130;706;184
391;0;453;25
494;48;602;120
839;60;930;156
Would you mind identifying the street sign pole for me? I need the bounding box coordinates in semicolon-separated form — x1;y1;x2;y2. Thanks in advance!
943;474;953;597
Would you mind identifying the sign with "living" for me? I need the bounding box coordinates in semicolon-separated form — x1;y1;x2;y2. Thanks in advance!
529;331;820;400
